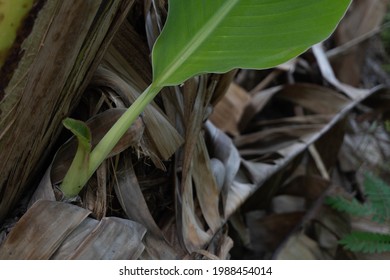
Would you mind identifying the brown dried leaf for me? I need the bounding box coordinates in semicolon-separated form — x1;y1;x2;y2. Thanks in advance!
104;21;151;89
235;124;325;159
115;156;163;236
180;181;211;253
209;71;238;106
140;230;186;260
209;83;250;136
62;217;146;260
274;232;326;260
28;167;56;208
247;212;304;253
277;83;350;114
331;0;389;86
50;218;99;260
197;227;233;260
179;77;213;252
0;200;147;260
280;175;330;205
239;86;282;131
82;162;107;220
248;115;333;133
192;136;222;232
0;200;90;259
113;152;185;260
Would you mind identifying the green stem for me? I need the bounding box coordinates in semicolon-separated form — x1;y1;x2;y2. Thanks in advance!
85;83;163;186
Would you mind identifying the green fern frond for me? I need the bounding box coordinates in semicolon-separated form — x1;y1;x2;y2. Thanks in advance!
364;173;390;223
340;231;390;254
326;174;390;255
325;196;372;217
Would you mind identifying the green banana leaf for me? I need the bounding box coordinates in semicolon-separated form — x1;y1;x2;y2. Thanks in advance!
152;0;351;86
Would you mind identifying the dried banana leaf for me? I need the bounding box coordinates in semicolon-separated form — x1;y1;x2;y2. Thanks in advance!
0;200;90;259
0;200;146;260
0;0;134;223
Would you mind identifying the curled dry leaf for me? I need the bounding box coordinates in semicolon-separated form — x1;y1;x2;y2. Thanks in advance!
225;176;257;219
210;158;226;190
205;121;241;217
313;44;369;99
